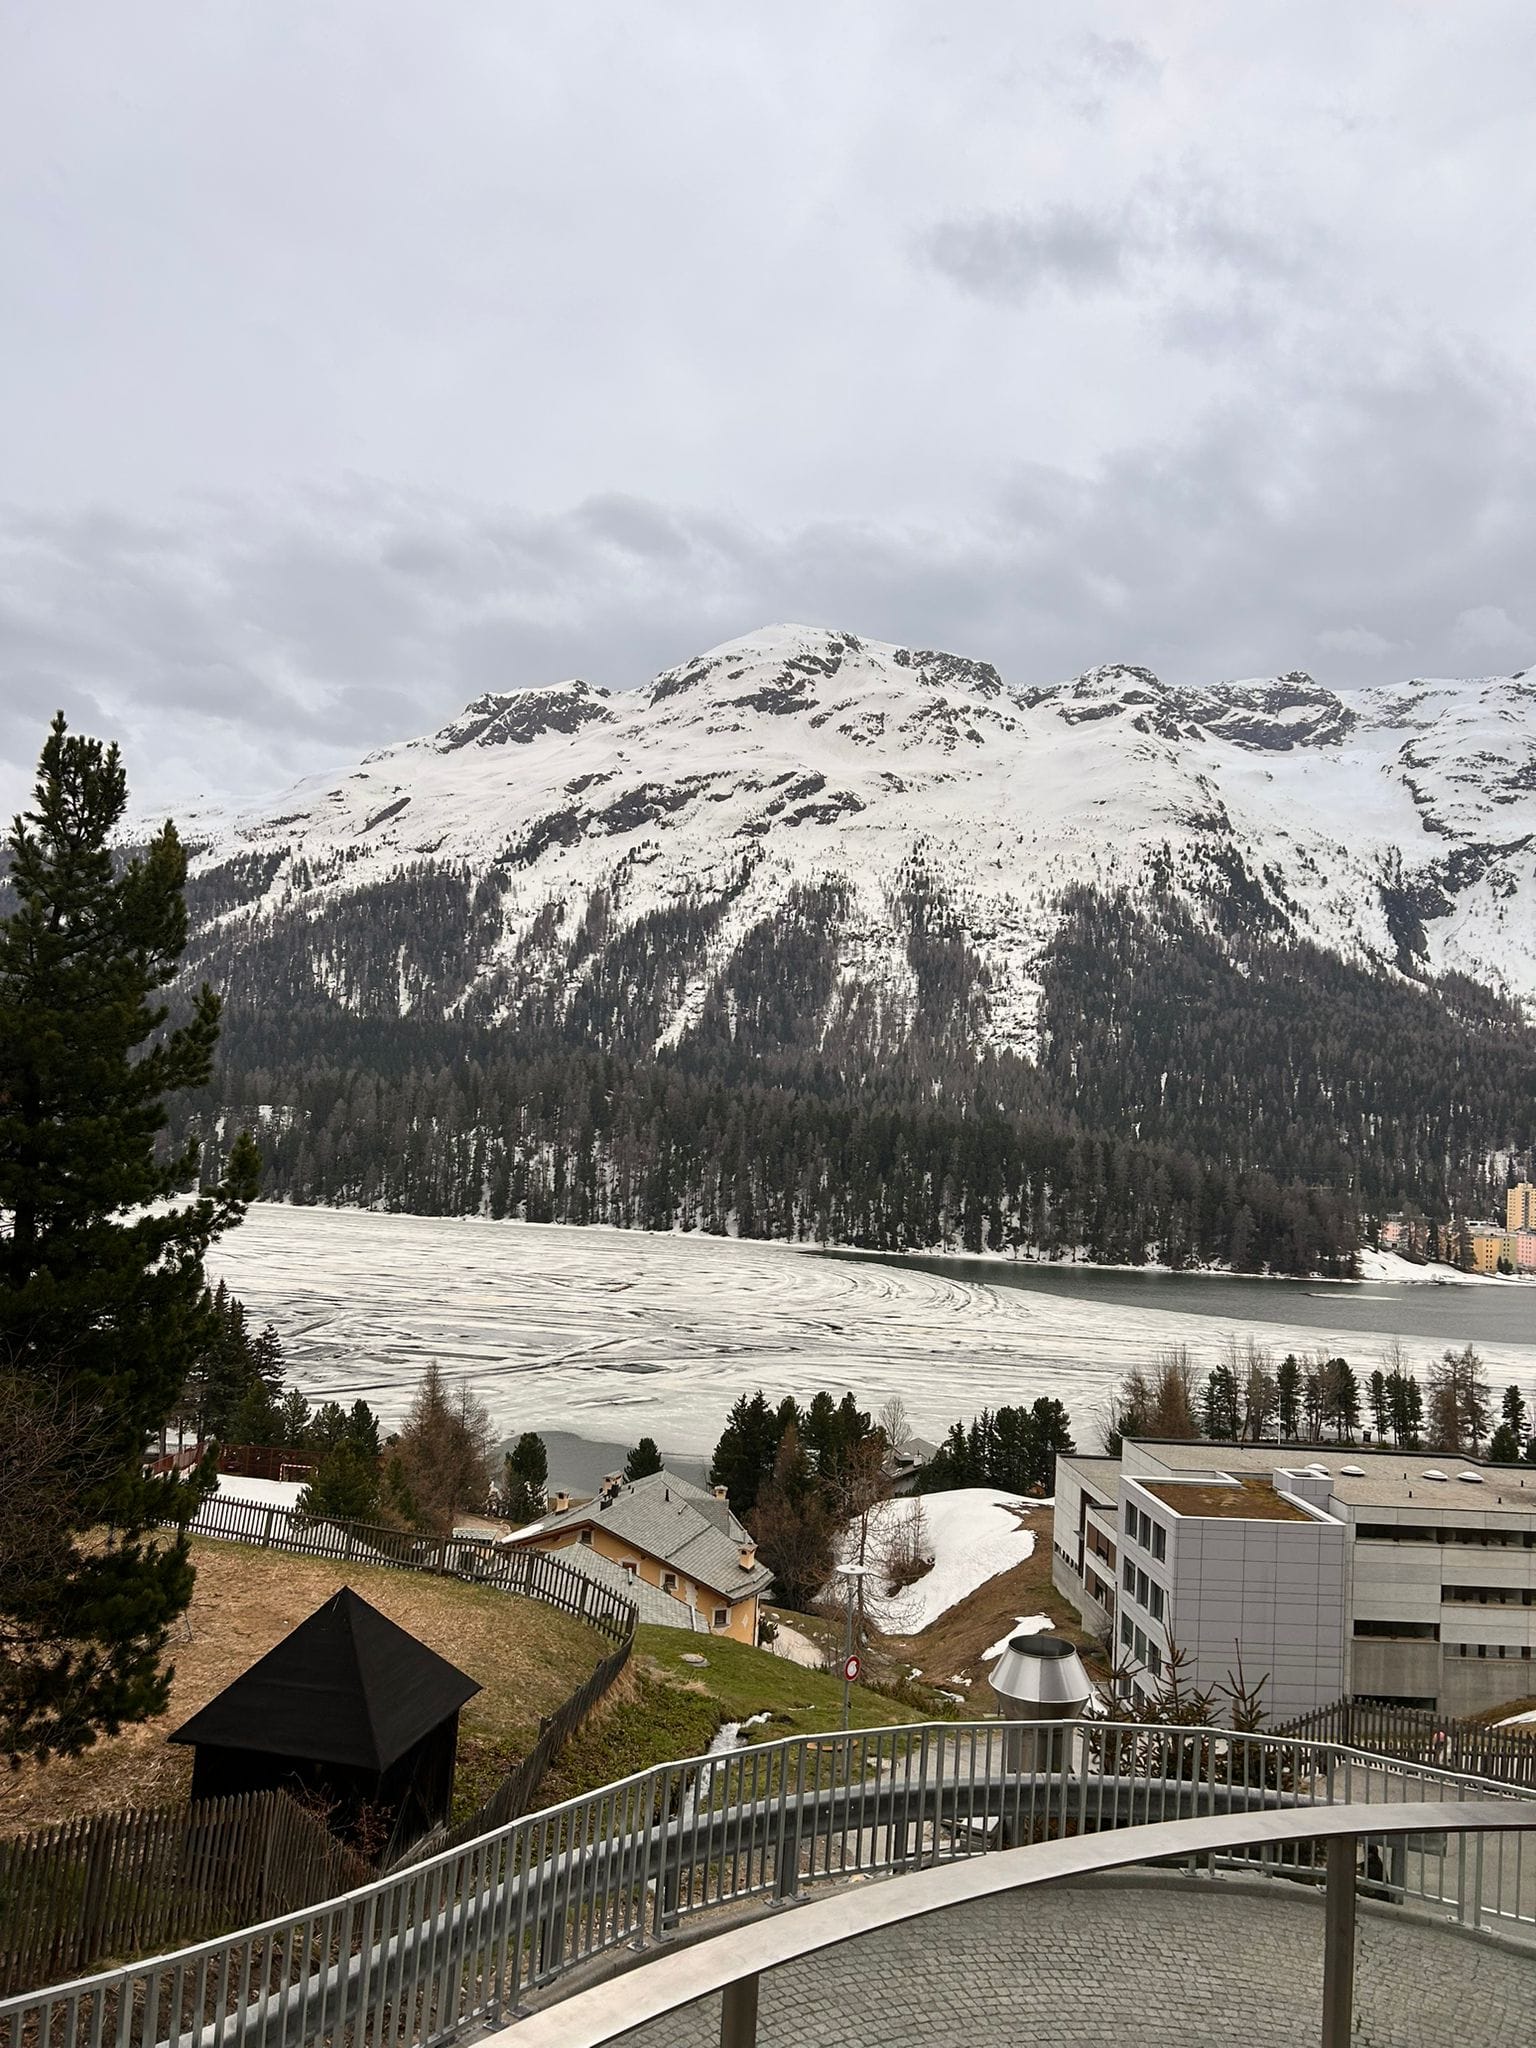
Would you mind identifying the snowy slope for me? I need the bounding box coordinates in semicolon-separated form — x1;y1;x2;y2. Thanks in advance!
176;624;1536;1050
842;1487;1040;1634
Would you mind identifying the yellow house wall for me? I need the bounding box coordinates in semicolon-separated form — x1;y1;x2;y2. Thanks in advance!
531;1526;759;1643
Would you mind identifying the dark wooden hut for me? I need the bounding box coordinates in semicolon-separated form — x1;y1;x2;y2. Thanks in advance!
169;1587;480;1856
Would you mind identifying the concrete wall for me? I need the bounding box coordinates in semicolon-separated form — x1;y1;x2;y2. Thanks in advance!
1119;1478;1347;1723
1348;1521;1536;1714
1052;1551;1111;1640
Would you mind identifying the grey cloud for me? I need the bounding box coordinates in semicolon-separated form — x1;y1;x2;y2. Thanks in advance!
922;177;1313;314
5;333;1536;817
1077;33;1161;85
921;206;1130;305
3;3;1534;817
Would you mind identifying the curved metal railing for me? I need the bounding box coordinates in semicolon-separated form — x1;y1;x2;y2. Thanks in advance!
500;1798;1536;2048
3;1718;1532;2048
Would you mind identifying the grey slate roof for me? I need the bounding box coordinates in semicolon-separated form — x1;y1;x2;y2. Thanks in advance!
517;1468;776;1602
541;1541;710;1632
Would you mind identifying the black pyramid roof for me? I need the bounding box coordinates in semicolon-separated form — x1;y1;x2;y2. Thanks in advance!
169;1587;481;1772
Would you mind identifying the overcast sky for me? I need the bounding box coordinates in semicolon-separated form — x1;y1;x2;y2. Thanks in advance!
3;1;1534;817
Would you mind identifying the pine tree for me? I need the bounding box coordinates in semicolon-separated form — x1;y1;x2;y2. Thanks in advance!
503;1432;548;1520
0;715;260;1761
1276;1356;1302;1440
1500;1384;1528;1450
749;1425;835;1612
709;1390;781;1518
299;1442;381;1521
1367;1369;1389;1443
623;1436;663;1482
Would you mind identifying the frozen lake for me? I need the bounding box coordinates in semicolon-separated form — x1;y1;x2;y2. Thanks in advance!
208;1207;1536;1458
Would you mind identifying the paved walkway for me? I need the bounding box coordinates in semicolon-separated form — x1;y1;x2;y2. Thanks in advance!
615;1874;1535;2045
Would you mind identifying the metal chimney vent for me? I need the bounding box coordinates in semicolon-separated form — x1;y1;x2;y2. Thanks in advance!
989;1634;1092;1719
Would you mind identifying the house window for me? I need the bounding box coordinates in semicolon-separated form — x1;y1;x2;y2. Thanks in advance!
713;1607;729;1629
621;1560;638;1578
1134;1627;1147;1663
1123;1557;1136;1593
1148;1583;1165;1622
1136;1568;1150;1607
1151;1523;1166;1563
1147;1643;1163;1677
662;1572;677;1593
579;1530;593;1547
1121;1615;1133;1649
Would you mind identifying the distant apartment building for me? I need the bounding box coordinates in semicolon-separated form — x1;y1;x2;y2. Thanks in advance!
1509;1182;1536;1233
1055;1439;1536;1721
1469;1227;1536;1274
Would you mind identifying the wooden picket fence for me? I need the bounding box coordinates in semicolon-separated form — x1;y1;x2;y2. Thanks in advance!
184;1495;641;1874
1280;1695;1536;1789
0;1789;369;1997
185;1494;636;1643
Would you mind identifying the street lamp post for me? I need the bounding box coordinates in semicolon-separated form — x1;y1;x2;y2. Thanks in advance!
833;1563;873;1731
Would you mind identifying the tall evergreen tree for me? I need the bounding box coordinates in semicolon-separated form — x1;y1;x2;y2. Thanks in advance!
0;716;259;1761
503;1432;549;1520
623;1436;664;1482
709;1390;781;1518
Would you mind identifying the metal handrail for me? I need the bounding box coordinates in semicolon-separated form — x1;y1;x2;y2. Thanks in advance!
494;1799;1536;2048
3;1719;1532;2048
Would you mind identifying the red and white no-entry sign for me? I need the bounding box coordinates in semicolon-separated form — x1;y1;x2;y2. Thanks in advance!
842;1653;861;1683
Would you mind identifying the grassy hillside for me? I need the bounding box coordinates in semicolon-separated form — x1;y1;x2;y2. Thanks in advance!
0;1536;606;1835
540;1623;939;1806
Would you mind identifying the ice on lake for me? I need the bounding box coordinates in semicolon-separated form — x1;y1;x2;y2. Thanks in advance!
207;1207;1536;1455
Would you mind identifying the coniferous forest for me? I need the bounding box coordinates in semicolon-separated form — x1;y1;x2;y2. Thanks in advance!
128;845;1536;1279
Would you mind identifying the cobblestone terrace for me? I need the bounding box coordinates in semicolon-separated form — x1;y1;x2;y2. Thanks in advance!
617;1873;1535;2046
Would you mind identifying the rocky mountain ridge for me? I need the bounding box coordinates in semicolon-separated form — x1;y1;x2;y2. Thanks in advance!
177;624;1536;1061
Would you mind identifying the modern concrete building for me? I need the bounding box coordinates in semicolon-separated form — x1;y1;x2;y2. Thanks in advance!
1054;1438;1536;1720
1507;1182;1536;1234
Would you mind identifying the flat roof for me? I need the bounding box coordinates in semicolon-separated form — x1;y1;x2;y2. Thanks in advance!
1138;1475;1315;1523
1125;1440;1536;1517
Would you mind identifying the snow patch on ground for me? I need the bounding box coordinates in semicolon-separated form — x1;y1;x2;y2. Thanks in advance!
768;1622;826;1670
980;1614;1053;1661
846;1489;1038;1634
1354;1249;1490;1286
202;1474;307;1512
1496;1708;1536;1726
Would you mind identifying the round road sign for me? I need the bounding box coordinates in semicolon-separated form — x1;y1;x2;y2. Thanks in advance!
843;1653;861;1683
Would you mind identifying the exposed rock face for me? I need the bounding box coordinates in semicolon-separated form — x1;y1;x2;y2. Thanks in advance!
182;624;1536;1053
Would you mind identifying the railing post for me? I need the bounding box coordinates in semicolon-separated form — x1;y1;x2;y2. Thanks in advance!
719;1971;760;2048
1321;1834;1357;2048
774;1745;803;1902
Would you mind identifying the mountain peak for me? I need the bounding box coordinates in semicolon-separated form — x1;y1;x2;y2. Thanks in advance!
431;678;611;753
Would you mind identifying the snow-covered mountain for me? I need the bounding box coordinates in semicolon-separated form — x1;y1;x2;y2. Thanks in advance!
181;624;1536;1053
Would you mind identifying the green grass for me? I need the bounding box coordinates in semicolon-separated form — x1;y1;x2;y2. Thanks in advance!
540;1624;935;1807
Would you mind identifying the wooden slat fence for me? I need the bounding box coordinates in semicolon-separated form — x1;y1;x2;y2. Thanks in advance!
183;1495;637;1643
180;1496;641;1878
391;1632;634;1867
0;1789;368;1998
1279;1696;1536;1789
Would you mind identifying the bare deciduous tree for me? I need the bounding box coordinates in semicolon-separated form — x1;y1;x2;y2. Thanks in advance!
387;1362;495;1536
